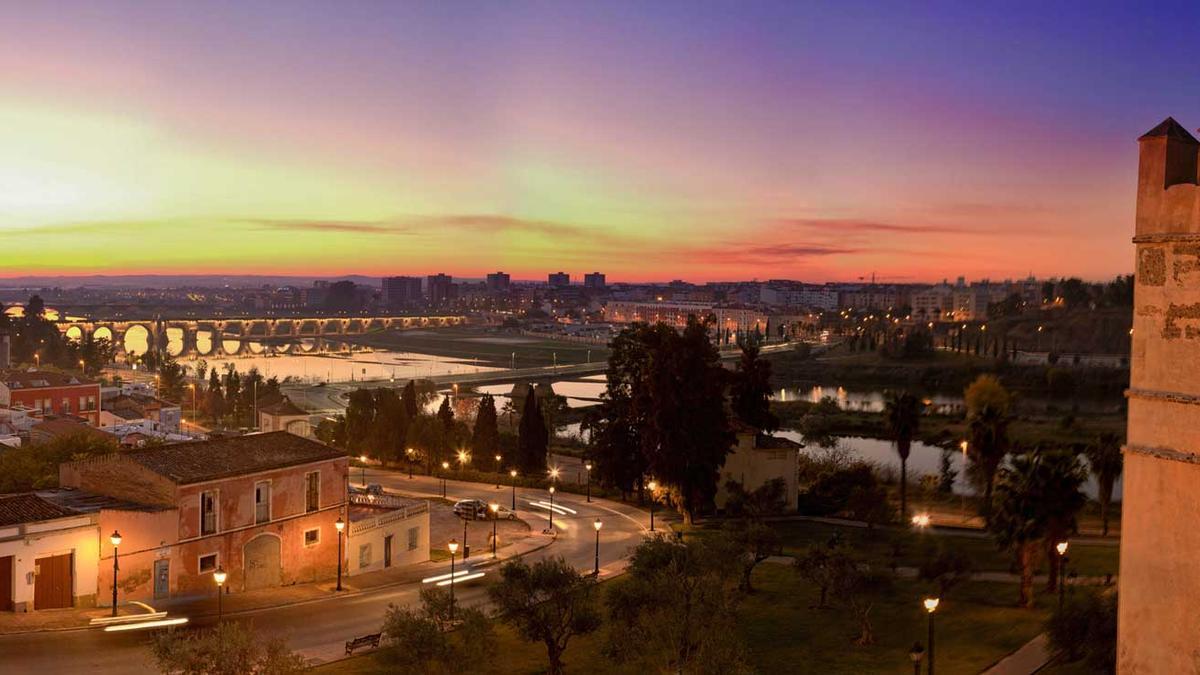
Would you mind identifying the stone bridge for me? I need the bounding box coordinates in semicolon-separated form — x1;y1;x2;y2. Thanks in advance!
57;315;466;357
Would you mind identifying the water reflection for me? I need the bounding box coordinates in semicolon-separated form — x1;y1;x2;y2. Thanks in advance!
185;348;498;384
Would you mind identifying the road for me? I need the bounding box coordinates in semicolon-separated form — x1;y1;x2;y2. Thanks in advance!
0;471;650;674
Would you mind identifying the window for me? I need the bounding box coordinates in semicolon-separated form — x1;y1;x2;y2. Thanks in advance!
304;528;320;547
200;490;217;535
305;471;320;513
407;526;420;551
61;397;70;412
254;481;270;524
199;553;218;573
359;544;372;568
78;396;86;412
86;396;96;411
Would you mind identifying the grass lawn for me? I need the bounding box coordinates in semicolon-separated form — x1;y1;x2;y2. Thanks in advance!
771;520;1119;579
314;564;1049;675
347;326;609;368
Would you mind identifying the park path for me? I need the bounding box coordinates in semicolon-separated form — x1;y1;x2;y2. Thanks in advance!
981;634;1051;675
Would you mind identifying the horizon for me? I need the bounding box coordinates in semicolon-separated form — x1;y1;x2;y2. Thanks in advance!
4;2;1197;281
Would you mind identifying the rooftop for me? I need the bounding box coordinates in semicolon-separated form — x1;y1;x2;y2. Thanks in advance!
0;493;80;527
2;369;96;390
259;396;308;417
124;431;344;484
37;487;170;513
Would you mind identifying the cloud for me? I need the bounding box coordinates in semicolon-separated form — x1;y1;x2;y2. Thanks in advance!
771;218;978;235
245;213;613;240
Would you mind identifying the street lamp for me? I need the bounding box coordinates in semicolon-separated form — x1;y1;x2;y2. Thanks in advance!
923;597;939;675
457;449;469;470
911;513;931;529
495;454;503;488
447;539;459;619
909;642;925;675
490;503;500;559
510;469;518;510
359;455;367;486
406;448;415;479
647;480;658;532
958;440;968;519
213;567;227;622
584;462;593;503
548;486;556;530
335;517;345;592
441;461;450;497
593;518;603;576
109;530;122;617
1056;540;1069;610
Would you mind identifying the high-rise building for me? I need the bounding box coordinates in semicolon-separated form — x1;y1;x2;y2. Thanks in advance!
548;272;570;288
486;272;511;292
381;276;423;309
426;274;457;307
584;272;606;290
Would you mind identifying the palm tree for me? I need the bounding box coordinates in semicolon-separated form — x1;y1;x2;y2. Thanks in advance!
884;391;923;522
968;404;1010;516
1084;433;1123;536
988;450;1087;607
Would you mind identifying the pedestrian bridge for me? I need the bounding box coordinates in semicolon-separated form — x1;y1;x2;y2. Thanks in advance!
57;315;466;357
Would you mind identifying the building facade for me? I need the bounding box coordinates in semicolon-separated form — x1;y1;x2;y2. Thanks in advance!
381;276;423;309
583;272;606;290
58;432;348;604
547;272;570;288
0;370;100;425
0;494;100;612
1119;117;1200;672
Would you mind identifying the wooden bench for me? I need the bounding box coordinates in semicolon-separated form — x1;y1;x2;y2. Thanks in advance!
345;633;382;655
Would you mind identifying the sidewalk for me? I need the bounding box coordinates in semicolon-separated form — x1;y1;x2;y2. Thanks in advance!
982;633;1051;675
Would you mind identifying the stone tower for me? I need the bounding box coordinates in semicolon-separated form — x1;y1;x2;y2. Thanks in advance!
1121;117;1200;672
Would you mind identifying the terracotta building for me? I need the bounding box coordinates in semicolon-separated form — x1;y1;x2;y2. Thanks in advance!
0;370;100;425
1120;117;1200;672
0;493;100;612
58;432;348;605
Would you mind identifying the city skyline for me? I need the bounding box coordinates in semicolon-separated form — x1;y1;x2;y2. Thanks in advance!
5;2;1199;282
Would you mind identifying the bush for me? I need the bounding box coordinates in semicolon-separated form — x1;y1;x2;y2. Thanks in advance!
798;463;893;526
1046;592;1116;673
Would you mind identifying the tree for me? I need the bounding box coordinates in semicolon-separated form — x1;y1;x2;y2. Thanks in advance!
488;557;602;675
1046;591;1117;673
1085;433;1123;536
150;622;306;674
644;316;734;523
437;395;455;430
344;388;377;450
730;339;778;432
407;413;447;471
917;547;974;598
368;388;408;463
884;391;922;521
968;403;1010;516
605;534;749;674
793;541;854;609
833;565;892;646
471;394;501;462
0;432;121;493
988;450;1087;607
378;587;495;673
517;385;549;472
965;374;1012;418
401;380;419;418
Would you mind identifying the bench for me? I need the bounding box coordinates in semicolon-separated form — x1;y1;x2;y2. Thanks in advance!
345;633;382;655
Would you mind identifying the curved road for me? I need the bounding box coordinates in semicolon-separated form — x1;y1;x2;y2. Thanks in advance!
0;471;650;674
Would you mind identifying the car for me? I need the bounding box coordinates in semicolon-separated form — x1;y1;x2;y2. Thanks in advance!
492;504;518;520
453;499;489;520
365;483;384;496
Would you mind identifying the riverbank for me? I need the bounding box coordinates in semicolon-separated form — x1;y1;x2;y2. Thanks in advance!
343;326;610;369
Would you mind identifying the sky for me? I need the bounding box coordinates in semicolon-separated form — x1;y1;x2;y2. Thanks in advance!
4;1;1200;284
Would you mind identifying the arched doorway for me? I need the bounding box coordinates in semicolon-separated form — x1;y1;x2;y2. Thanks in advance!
243;534;281;591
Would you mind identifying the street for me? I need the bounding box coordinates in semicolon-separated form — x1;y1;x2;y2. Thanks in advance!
0;470;650;674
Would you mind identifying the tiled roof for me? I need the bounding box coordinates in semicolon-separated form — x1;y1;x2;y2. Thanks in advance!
32;418;116;442
125;431;344;484
0;493;80;527
259;396;307;417
2;369;96;390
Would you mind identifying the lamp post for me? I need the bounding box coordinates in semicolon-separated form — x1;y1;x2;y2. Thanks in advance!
407;448;414;479
909;642;925;675
958;440;968;520
462;508;470;560
923;597;939;675
490;503;499;559
494;454;502;488
510;469;518;509
548;486;556;530
359;455;367;486
441;461;449;497
647;480;658;532
109;530;121;617
584;462;593;503
189;383;196;427
213;567;227;622
593;518;602;576
447;539;458;619
1056;540;1069;610
335;517;345;591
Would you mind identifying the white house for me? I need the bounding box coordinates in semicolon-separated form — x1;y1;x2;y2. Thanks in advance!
0;493;100;612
